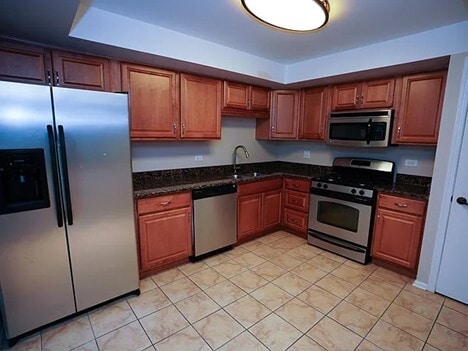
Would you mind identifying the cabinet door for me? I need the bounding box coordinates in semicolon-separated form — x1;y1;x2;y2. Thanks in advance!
371;208;423;270
181;74;222;139
394;71;446;144
0;41;51;84
299;86;329;140
270;90;300;139
139;207;192;271
51;51;112;91
332;83;360;110
263;189;282;230
250;86;270;111
237;194;262;240
122;63;179;140
223;82;249;109
361;78;395;109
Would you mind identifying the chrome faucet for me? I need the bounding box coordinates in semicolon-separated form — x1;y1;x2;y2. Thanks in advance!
233;145;250;173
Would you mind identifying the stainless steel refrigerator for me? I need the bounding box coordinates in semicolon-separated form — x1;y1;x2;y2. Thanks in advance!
0;81;139;339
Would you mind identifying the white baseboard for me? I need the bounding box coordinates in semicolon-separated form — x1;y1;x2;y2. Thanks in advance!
413;280;429;291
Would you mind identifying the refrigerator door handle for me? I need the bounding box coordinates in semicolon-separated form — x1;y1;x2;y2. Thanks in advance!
47;125;64;228
58;125;74;225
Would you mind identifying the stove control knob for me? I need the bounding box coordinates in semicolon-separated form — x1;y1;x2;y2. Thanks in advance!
359;190;365;195
316;183;322;188
323;184;328;189
351;189;356;194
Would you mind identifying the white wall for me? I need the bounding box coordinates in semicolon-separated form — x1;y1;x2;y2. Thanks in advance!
131;118;276;172
70;5;468;85
276;142;436;177
287;21;468;83
132;116;436;176
417;52;468;287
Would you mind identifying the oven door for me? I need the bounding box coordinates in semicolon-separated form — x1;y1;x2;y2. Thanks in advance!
308;194;372;247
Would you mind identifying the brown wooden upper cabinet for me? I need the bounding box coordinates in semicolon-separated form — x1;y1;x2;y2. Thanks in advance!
51;51;117;91
0;40;52;84
0;40;117;91
256;90;300;139
122;63;180;140
332;78;395;111
123;66;222;140
222;81;270;118
180;73;222;139
299;86;330;140
257;87;329;141
393;70;447;145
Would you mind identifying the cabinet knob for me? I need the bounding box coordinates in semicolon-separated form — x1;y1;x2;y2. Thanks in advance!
394;202;408;208
397;126;401;136
160;201;171;206
173;122;177;131
456;197;468;206
55;71;60;86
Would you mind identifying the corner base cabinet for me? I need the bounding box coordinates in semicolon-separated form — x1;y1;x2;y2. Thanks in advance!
371;194;427;275
237;178;282;241
136;192;192;273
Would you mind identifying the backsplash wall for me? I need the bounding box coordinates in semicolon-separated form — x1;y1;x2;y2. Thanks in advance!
275;142;436;177
131;118;436;176
131;118;277;172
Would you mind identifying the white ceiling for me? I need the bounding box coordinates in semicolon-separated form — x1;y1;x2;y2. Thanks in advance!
90;0;468;64
0;0;467;86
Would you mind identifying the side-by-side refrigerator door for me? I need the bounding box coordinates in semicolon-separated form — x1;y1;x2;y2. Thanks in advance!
52;87;139;311
0;81;75;338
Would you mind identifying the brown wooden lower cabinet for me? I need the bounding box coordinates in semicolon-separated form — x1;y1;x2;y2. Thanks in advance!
263;189;282;230
237;178;283;241
237;193;262;239
136;192;192;273
371;193;426;276
282;178;310;237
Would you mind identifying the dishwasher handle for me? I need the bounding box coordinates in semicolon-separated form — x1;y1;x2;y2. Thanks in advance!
192;184;237;200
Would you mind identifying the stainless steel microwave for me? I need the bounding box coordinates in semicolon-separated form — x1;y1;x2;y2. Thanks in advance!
327;109;393;147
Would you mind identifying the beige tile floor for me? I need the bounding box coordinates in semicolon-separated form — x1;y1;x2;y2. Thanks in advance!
1;230;467;351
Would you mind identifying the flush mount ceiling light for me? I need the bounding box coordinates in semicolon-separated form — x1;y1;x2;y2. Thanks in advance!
241;0;330;32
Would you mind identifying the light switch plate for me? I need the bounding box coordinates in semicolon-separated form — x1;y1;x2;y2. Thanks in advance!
194;155;203;161
303;151;311;159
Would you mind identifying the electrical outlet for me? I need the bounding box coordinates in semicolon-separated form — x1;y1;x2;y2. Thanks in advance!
194;155;203;161
303;150;311;159
404;159;418;167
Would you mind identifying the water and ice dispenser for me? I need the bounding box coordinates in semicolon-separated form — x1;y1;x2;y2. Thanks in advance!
0;149;50;215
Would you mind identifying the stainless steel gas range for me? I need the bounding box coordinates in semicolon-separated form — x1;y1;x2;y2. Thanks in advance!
308;157;395;263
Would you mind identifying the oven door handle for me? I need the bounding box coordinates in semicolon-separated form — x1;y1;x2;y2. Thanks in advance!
366;118;372;145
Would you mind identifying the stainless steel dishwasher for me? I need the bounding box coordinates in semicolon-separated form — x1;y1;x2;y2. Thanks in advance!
192;184;237;259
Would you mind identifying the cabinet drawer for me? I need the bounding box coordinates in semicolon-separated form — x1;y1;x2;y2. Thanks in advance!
378;194;426;216
238;177;283;196
284;190;309;213
283;208;308;233
137;192;191;214
284;178;310;193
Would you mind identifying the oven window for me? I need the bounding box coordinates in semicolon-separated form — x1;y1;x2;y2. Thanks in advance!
317;201;359;232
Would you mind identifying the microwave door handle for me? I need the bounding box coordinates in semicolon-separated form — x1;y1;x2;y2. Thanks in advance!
366;118;372;145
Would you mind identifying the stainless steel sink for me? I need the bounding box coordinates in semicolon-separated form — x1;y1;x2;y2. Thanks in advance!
230;172;264;179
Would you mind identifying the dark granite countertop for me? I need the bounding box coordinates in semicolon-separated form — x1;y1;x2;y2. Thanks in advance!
376;174;431;201
133;161;329;199
133;161;432;201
